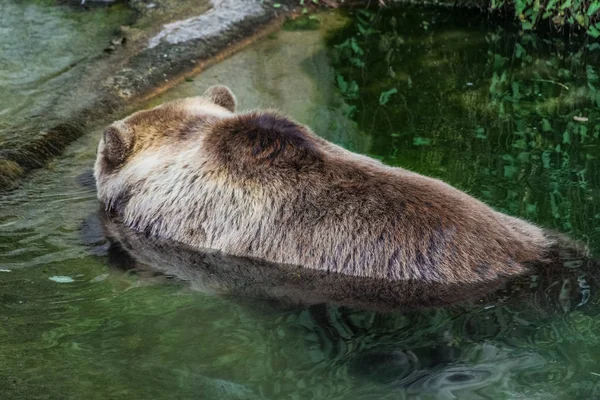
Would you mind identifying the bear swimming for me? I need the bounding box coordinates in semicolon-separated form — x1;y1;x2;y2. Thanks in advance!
94;85;588;286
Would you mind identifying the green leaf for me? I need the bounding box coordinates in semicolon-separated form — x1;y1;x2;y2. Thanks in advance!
587;65;598;82
475;127;487;139
350;38;364;55
561;0;572;10
504;165;518;178
334;39;350;51
587;2;600;16
344;80;359;100
357;14;370;26
515;43;526;58
273;3;281;8
412;137;432;146
546;0;558;11
490;0;505;9
587;43;600;51
343;105;357;118
542;151;551;168
336;75;348;94
512;139;528;149
350;57;365;67
542;119;553;132
521;20;534;30
494;54;508;69
512;81;521;99
358;23;367;36
515;0;527;16
579;125;588;140
517;152;530;162
563;130;571;144
379;88;398;105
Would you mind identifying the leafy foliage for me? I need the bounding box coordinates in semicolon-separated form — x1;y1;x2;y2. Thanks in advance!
291;0;600;35
490;0;600;35
378;88;398;105
327;7;600;246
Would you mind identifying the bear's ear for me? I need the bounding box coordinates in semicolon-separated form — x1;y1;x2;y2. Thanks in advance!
205;111;323;174
103;125;134;166
203;85;237;112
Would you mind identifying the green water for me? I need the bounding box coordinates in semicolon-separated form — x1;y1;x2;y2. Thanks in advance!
0;0;132;140
2;8;600;400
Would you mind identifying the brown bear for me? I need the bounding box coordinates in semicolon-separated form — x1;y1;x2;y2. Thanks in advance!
94;85;588;286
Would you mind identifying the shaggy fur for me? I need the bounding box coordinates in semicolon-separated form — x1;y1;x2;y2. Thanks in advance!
94;85;587;284
100;216;593;312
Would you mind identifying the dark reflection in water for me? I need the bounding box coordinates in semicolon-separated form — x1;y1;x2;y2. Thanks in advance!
327;7;600;248
98;212;597;316
96;211;599;398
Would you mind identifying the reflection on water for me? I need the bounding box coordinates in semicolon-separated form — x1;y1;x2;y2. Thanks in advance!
1;8;600;400
327;8;600;246
146;12;369;154
100;213;595;315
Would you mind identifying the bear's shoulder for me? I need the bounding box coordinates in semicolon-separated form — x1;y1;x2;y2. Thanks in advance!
204;111;325;174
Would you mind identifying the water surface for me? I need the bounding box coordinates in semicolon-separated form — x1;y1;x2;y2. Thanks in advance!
1;8;600;400
0;0;132;142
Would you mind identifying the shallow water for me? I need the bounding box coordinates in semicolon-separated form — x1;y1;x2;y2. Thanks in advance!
2;8;600;400
0;0;131;141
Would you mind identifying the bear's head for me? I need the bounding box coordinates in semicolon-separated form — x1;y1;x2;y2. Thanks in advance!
95;85;236;171
93;85;237;207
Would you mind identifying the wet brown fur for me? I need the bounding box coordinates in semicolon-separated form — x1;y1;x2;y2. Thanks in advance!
94;85;588;285
100;216;595;313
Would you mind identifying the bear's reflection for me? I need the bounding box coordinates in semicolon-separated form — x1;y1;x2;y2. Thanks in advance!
97;213;597;397
100;213;595;314
102;217;498;311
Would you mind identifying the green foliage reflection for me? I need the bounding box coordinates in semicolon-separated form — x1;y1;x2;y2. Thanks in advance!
327;7;600;250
